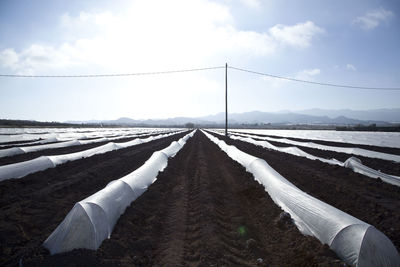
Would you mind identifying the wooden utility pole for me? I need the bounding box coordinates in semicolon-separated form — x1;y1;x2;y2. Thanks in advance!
225;63;228;136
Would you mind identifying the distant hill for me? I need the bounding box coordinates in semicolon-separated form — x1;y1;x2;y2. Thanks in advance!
295;108;400;123
64;108;400;127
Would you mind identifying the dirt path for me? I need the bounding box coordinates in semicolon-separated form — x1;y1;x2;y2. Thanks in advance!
0;132;187;266
213;131;400;252
24;131;342;266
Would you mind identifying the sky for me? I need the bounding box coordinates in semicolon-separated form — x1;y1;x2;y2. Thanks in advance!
0;0;399;121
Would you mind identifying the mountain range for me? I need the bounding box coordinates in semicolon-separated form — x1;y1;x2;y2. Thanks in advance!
67;108;400;126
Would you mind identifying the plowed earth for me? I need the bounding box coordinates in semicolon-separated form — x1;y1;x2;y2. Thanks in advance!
230;131;400;175
1;131;345;266
0;132;179;166
230;131;400;155
213;131;400;252
0;132;188;266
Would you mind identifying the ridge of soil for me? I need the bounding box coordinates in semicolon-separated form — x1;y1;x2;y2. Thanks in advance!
0;132;187;266
234;133;400;175
24;131;343;266
211;131;400;252
0;131;179;166
230;131;400;156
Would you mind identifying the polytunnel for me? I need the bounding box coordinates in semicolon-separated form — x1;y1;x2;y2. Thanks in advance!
227;133;400;187
202;130;400;267
344;157;400;187
43;130;195;255
233;132;400;162
0;131;183;181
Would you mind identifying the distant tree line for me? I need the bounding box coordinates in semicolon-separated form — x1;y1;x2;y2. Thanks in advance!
335;124;400;132
0;119;78;128
1;119;399;132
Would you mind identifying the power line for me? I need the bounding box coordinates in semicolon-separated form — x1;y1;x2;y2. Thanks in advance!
1;64;399;91
0;66;225;78
229;66;400;91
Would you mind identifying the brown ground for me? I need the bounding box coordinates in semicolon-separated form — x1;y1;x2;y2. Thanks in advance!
213;131;400;252
230;130;400;156
0;132;176;166
0;131;188;266
1;131;345;266
230;132;400;175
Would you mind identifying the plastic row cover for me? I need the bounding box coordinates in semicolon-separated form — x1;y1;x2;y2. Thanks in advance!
232;129;400;148
0;136;65;149
202;130;399;267
0;131;185;181
227;133;400;187
43;130;195;255
233;132;400;163
344;157;400;187
0;130;176;158
0;127;171;144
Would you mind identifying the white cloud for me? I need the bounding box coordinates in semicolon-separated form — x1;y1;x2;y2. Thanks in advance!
269;21;324;49
240;0;261;8
353;7;393;30
346;64;356;71
0;49;19;70
0;44;82;74
261;68;321;88
295;68;321;80
0;0;324;75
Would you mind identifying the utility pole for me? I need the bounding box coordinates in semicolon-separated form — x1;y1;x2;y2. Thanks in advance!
225;63;228;137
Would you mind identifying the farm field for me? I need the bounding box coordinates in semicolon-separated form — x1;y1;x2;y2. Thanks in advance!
232;129;400;149
0;128;399;266
215;131;400;248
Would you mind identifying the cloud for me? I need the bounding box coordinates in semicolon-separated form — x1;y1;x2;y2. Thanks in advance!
0;0;324;75
0;44;82;74
269;21;324;49
0;49;19;70
261;68;321;88
353;7;393;30
239;0;261;8
293;68;321;82
346;64;356;71
296;68;321;79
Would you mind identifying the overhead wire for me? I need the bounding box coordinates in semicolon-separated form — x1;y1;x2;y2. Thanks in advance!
1;64;399;91
228;66;400;91
0;66;225;78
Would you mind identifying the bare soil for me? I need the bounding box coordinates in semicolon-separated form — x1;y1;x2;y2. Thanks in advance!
0;132;175;167
1;131;344;266
213;131;400;252
230;131;400;156
232;132;400;175
0;132;188;266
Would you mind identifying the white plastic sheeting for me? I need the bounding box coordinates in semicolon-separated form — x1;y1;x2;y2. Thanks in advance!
0;136;65;148
43;130;195;255
0;140;81;158
225;133;400;187
0;131;173;158
344;157;400;186
0;131;185;181
0;127;177;145
231;132;400;163
202;130;399;267
232;129;400;148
